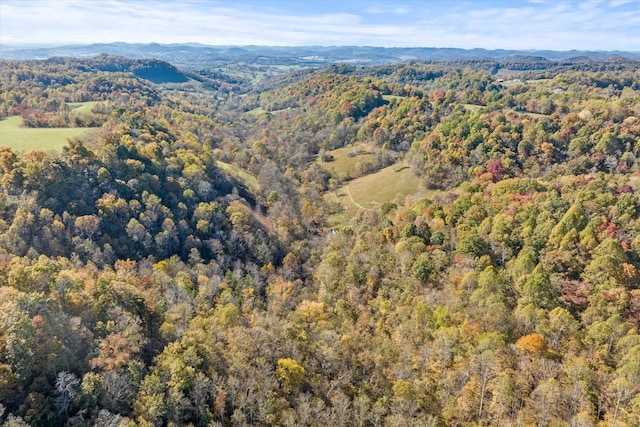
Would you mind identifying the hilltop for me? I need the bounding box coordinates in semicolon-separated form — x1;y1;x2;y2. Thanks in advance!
0;52;639;426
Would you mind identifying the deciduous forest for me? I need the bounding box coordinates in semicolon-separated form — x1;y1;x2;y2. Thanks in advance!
0;53;639;426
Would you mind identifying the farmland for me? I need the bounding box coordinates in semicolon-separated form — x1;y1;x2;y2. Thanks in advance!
1;47;639;427
0;116;96;152
68;101;98;116
318;143;398;181
325;163;424;225
215;159;260;193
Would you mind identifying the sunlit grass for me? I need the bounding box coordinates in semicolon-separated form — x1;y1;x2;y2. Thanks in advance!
215;160;260;193
246;106;289;115
317;144;379;179
0;116;96;152
382;94;406;102
325;163;424;226
462;103;485;112
68;101;98;116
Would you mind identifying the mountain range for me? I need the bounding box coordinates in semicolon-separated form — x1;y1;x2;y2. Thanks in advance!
1;42;639;68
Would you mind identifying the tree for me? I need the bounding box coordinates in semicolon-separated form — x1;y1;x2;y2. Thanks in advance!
55;371;80;421
276;358;304;394
607;341;640;425
125;218;152;255
488;370;519;425
520;264;556;310
456;225;490;258
538;307;579;351
487;159;504;181
528;378;562;425
411;256;433;285
474;348;496;419
582;238;626;286
74;214;101;239
515;333;549;356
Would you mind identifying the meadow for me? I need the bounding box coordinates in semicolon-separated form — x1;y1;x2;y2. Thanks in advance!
68;101;98;116
318;143;398;180
0;115;96;152
325;163;424;226
215;159;260;193
246;106;289;115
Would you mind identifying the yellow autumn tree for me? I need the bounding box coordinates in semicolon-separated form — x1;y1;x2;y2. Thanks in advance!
515;333;549;355
276;358;304;394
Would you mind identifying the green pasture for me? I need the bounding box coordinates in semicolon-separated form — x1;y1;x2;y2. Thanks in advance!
318;144;378;177
500;78;552;88
215;160;260;193
68;101;98;116
517;111;550;119
462;104;485;112
0;116;96;152
325;163;423;226
246;107;268;115
318;144;400;181
246;106;289;116
382;94;406;102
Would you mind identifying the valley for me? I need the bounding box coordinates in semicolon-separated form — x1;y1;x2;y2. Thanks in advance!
0;47;638;426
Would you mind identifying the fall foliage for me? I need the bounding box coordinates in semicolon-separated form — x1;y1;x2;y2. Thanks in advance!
0;54;639;426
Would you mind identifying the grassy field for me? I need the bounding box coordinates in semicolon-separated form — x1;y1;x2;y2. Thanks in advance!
318;144;380;177
517;110;550;119
325;163;424;226
462;104;485;112
500;78;552;88
382;94;406;102
213;64;303;84
0;116;97;152
68;101;98;116
215;160;260;193
246;107;268;115
246;106;289;115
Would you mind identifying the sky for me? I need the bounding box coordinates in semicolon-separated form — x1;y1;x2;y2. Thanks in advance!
0;0;639;51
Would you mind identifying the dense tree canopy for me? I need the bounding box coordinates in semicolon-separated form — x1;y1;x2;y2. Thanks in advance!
0;54;639;426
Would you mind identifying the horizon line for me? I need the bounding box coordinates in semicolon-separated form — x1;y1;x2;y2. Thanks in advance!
1;42;639;54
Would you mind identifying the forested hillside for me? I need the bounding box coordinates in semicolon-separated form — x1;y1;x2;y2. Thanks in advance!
0;54;639;426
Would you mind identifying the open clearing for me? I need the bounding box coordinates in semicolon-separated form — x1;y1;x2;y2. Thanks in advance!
318;144;376;175
214;160;276;231
0;116;97;152
325;163;424;226
382;94;406;102
68;101;98;116
318;143;398;180
215;160;260;193
462;104;485;112
246;107;269;115
246;106;290;116
499;77;552;88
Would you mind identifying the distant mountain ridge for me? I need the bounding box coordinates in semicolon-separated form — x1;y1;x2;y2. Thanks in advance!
40;54;191;84
1;42;638;68
87;54;189;83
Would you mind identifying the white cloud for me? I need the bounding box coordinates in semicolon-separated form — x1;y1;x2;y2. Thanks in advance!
366;6;410;15
0;0;638;51
609;0;634;6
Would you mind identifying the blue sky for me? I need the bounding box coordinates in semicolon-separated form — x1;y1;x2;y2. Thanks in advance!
1;0;638;51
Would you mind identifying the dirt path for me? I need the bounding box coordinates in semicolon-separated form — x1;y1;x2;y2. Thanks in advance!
345;185;372;211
